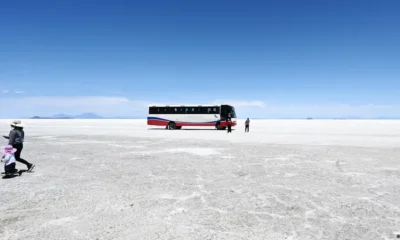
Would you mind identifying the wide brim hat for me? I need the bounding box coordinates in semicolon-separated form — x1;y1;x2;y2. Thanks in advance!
10;120;24;128
2;145;17;154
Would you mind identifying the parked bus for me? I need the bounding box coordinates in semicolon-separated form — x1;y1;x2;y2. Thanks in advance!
147;104;237;130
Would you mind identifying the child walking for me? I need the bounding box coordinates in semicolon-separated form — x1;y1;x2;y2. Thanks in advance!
1;145;22;176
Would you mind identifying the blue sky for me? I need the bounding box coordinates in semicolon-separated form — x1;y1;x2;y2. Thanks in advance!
0;0;399;118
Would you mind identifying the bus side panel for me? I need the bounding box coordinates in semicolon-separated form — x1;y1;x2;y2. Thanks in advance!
176;122;216;127
147;115;169;126
175;114;218;126
147;115;220;127
219;119;237;127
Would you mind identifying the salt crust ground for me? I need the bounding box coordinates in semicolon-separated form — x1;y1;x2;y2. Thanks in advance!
0;119;399;240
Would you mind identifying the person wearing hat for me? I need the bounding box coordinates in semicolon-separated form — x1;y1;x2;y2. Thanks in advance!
1;145;22;176
3;120;35;172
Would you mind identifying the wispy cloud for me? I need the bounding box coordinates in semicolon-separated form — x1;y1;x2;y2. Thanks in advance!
1;90;25;94
0;96;399;118
212;100;265;108
258;103;400;118
0;96;266;118
147;100;266;109
0;96;150;118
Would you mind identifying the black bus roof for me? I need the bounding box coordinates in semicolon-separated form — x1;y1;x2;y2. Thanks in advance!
149;104;233;107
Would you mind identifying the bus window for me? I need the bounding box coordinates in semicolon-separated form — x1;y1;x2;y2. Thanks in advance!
149;107;159;114
222;105;236;118
230;107;237;118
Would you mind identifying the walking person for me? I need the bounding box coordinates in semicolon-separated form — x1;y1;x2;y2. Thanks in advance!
245;118;250;132
4;120;35;172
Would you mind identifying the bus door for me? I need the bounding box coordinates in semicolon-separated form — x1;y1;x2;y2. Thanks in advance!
220;105;230;121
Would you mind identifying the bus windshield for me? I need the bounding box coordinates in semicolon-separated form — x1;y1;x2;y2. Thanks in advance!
229;106;237;118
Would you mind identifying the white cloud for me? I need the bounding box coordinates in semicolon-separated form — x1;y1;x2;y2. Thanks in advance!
0;96;398;119
1;90;25;94
146;100;266;108
258;103;400;118
212;100;265;108
0;96;267;118
0;96;150;118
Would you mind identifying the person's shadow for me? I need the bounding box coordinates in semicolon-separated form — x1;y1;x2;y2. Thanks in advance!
1;170;27;179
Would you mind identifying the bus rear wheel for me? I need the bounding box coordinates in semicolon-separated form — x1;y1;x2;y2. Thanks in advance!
168;122;176;130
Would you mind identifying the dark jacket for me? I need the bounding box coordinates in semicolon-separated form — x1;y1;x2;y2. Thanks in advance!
8;128;24;145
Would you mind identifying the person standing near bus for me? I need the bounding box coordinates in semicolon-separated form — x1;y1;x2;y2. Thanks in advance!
227;119;232;133
245;118;250;132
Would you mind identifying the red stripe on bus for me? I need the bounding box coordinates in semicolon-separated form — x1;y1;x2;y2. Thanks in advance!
147;120;236;127
148;119;217;127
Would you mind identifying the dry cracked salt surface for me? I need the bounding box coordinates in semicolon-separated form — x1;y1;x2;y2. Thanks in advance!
0;119;400;240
